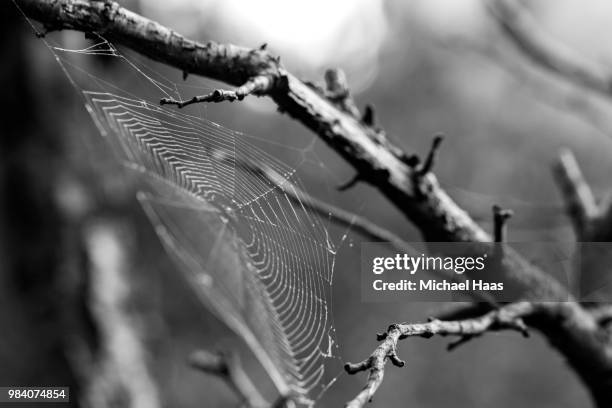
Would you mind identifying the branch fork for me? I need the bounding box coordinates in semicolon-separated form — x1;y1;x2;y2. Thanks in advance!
344;303;532;408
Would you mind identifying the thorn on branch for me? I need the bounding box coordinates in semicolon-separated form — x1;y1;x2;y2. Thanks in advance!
493;204;513;243
388;345;405;367
344;302;534;408
160;75;275;108
417;134;445;176
337;173;362;191
362;104;376;127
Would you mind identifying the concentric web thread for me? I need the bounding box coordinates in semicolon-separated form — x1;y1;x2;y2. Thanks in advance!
18;21;344;404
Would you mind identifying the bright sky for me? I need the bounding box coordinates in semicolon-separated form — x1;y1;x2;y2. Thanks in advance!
143;0;388;91
141;0;612;96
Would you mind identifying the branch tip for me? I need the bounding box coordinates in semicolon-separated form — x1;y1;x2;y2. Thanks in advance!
324;68;360;117
344;360;370;374
337;173;361;191
553;148;598;236
418;134;445;176
160;75;275;108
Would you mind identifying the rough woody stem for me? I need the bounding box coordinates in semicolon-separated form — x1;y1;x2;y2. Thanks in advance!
344;302;532;408
15;0;566;298
553;148;599;237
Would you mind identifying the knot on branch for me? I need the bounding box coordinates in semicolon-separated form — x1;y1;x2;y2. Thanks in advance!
100;0;120;23
323;68;361;118
404;134;445;178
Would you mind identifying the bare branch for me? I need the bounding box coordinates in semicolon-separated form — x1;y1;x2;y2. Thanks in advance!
361;105;376;127
17;0;570;303
190;350;268;408
337;173;362;191
417;134;445;176
488;0;612;99
553;148;599;237
344;302;533;408
160;75;275;108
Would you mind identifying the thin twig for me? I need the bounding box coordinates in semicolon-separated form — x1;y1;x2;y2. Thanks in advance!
417;134;444;176
324;68;361;118
161;75;275;108
337;173;362;191
488;0;612;99
492;204;513;243
190;350;269;408
552;148;598;236
344;302;533;408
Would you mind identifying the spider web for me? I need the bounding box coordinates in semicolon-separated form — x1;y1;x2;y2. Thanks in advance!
22;24;344;405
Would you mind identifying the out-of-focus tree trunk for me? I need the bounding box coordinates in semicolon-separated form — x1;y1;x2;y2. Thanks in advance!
0;4;161;407
0;1;83;399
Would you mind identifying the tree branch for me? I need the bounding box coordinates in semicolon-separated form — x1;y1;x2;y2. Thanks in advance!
189;350;269;408
344;302;532;408
553;149;612;305
160;75;275;107
488;0;612;100
492;204;513;243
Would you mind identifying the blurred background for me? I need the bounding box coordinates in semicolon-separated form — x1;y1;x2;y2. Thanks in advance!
3;0;612;406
